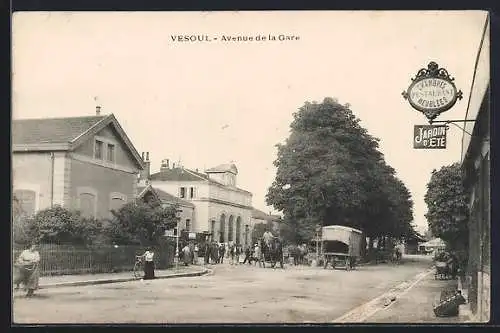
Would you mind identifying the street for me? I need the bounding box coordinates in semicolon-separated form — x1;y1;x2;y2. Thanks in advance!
13;255;438;324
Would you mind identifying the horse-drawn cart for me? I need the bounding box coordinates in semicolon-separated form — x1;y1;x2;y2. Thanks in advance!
321;225;363;271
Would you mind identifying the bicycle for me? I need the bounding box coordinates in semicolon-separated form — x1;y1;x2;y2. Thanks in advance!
133;255;144;279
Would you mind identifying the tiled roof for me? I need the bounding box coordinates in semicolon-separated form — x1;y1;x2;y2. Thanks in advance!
206;163;238;174
149;167;207;182
137;185;194;208
150;167;252;194
154;187;195;208
12;115;106;145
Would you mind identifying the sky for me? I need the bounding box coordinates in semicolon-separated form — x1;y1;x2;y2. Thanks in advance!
12;11;488;233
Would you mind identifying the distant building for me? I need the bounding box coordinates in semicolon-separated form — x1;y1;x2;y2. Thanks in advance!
136;183;195;232
12;108;144;220
141;158;253;246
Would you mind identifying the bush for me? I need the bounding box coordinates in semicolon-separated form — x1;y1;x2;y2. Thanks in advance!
13;206;109;246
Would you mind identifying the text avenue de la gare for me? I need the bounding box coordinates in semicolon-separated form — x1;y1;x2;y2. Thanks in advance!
170;34;300;42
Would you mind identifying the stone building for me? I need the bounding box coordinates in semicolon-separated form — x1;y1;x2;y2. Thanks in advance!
142;158;253;246
12;108;144;220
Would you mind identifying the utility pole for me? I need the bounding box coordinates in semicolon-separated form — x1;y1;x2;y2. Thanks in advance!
175;209;183;270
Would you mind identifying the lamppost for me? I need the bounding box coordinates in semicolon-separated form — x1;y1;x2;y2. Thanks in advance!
315;224;321;263
175;209;183;270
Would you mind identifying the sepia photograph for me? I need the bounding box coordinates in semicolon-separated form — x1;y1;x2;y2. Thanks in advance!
11;10;490;324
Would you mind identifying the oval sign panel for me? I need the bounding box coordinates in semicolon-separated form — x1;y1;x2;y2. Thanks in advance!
403;62;463;121
408;78;457;111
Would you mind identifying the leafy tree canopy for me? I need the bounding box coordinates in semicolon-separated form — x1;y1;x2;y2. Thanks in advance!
108;200;180;246
424;162;469;248
266;98;414;243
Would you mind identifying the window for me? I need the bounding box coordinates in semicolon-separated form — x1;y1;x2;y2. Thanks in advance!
190;187;195;199
94;140;104;159
79;193;96;218
186;219;191;231
13;190;36;217
107;144;115;162
180;187;186;198
228;217;234;242
109;193;127;217
211;220;216;238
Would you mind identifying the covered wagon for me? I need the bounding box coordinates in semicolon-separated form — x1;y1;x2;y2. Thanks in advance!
321;225;363;271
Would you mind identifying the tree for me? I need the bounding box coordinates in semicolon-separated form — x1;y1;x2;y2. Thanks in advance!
424;162;469;250
266;98;415;244
107;201;179;246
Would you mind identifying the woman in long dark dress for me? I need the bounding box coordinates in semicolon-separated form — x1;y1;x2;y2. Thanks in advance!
141;247;155;280
14;243;41;297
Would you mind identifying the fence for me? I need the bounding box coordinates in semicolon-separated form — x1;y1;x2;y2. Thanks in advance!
13;242;175;277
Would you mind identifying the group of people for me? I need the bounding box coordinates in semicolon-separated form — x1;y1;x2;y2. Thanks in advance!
201;230;278;266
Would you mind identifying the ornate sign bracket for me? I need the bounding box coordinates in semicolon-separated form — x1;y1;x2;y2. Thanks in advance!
428;119;476;137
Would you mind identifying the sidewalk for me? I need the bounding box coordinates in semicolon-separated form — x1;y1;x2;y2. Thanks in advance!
366;269;467;323
37;265;209;289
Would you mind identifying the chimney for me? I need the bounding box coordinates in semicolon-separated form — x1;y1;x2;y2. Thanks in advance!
138;151;151;185
96;105;101;116
161;159;170;172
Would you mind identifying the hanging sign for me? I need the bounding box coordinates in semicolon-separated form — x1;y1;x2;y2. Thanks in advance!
402;61;463;121
413;125;448;149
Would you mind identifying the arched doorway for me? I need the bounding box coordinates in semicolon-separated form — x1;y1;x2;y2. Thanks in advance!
228;215;234;242
236;216;242;245
219;214;226;243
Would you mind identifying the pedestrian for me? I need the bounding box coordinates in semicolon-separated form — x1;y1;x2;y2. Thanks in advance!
14;243;41;297
263;229;274;248
182;244;191;266
219;243;226;264
253;242;262;267
193;243;199;265
139;247;155;280
243;245;253;265
204;242;210;265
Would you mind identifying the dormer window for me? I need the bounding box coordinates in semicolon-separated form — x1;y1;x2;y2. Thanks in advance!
94;140;104;159
107;144;115;162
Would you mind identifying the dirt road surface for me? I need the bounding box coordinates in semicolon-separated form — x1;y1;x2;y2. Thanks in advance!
13;255;434;324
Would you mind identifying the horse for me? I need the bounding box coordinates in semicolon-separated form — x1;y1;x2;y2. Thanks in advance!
261;237;284;269
391;247;402;265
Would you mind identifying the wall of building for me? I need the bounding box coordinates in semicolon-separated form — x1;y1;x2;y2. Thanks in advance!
74;125;139;173
12;152;54;213
69;158;137;219
208;201;252;245
209;184;252;206
151;181;208;202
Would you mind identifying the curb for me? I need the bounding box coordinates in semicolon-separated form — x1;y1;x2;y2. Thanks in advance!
38;268;210;289
332;268;435;323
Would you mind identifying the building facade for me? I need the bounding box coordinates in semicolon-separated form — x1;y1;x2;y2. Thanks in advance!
12;110;144;220
460;16;490;323
136;183;195;232
145;159;253;246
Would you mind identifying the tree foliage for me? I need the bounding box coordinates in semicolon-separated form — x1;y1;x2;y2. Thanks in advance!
107;201;179;246
424;163;469;248
13;206;103;245
266;98;415;243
